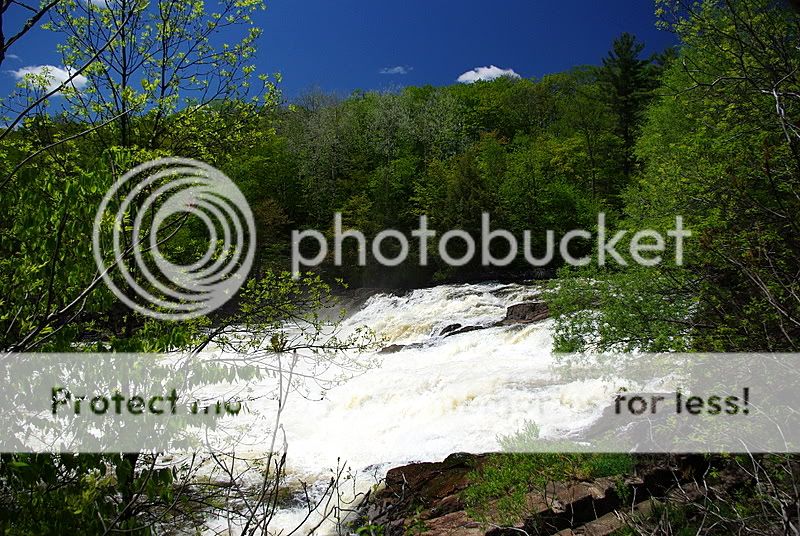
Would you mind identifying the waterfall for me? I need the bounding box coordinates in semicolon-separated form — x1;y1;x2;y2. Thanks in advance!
205;282;621;534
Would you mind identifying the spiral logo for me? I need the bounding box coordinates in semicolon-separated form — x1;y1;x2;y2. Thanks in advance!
92;157;255;320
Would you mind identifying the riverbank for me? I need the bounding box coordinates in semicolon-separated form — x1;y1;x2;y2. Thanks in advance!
352;453;710;536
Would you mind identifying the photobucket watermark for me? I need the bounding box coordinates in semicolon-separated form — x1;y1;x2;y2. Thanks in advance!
291;213;691;277
92;158;690;314
92;157;255;320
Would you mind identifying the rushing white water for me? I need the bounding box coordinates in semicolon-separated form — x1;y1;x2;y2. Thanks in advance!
204;282;627;535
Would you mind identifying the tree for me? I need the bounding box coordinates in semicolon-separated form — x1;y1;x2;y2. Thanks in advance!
0;0;60;67
598;32;655;187
641;0;800;350
0;0;372;533
1;0;277;352
44;0;274;152
554;0;800;354
546;68;620;201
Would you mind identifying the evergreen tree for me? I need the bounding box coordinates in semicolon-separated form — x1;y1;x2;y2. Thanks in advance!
599;33;654;187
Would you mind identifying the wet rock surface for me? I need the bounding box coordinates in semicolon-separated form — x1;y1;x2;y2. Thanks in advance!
439;323;463;337
443;325;489;338
499;301;550;325
377;342;425;354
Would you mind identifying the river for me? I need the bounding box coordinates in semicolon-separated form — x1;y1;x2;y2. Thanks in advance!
204;282;622;534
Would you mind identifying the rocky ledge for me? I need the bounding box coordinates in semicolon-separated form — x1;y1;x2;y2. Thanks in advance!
355;453;707;536
497;301;550;325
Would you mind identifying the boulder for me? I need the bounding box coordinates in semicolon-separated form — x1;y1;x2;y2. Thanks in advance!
499;301;550;325
361;453;485;532
439;323;463;337
443;325;488;338
377;342;424;354
378;344;406;354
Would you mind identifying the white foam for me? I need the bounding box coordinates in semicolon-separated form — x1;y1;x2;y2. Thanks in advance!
201;283;619;534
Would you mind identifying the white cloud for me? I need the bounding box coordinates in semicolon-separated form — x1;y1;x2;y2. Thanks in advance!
5;54;20;62
11;65;88;93
379;65;412;75
78;0;116;7
457;65;521;83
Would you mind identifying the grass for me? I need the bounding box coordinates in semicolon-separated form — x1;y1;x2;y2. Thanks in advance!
462;452;635;526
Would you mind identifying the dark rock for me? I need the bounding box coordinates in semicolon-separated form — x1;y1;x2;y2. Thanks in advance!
378;344;406;354
377;342;424;354
439;323;463;337
361;454;486;532
443;325;488;338
499;301;550;325
356;452;709;536
383;453;481;501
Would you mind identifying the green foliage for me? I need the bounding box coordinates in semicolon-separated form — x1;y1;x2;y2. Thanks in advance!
271;67;653;283
598;32;660;184
548;266;695;353
0;453;187;535
497;420;542;452
463;452;634;526
552;0;800;353
354;523;386;536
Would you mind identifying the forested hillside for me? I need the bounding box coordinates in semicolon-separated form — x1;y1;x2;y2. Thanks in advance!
552;0;800;353
224;35;669;285
215;0;797;354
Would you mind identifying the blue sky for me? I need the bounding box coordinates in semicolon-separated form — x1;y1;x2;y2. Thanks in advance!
4;0;676;100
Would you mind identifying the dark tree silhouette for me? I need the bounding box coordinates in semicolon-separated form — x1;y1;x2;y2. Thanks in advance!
598;33;654;187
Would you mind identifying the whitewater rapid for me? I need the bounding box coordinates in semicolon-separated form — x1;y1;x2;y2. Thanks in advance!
205;282;624;534
278;282;608;467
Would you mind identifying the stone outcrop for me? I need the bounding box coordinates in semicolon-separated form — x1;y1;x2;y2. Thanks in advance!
439;324;463;337
377;344;409;355
442;325;488;338
377;342;424;354
498;301;550;325
359;453;484;534
355;454;707;536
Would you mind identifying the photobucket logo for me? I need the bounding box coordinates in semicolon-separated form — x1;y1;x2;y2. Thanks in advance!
291;213;691;277
92;157;255;320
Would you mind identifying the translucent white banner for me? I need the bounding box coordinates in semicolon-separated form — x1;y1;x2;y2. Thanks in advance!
0;352;798;453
